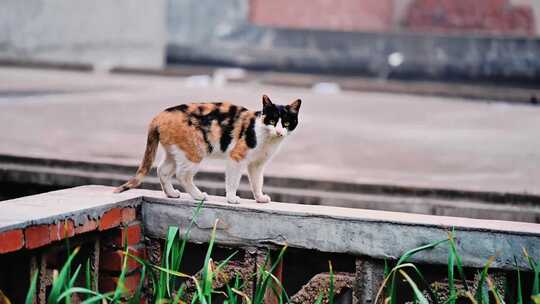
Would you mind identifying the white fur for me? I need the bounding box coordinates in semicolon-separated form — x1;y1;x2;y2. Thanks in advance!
158;145;208;200
159;116;290;204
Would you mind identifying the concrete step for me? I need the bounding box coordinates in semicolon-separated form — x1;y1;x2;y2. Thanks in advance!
1;154;539;223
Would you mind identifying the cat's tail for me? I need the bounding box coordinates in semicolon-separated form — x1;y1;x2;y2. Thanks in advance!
114;121;159;193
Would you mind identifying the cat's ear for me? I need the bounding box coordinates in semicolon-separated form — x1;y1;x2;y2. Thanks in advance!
288;99;302;113
262;94;273;108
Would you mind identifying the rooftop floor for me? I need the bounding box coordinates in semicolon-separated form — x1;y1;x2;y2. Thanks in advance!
0;67;539;195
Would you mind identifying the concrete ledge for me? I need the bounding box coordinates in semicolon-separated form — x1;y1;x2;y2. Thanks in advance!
142;192;540;270
2;185;539;270
0;186;142;232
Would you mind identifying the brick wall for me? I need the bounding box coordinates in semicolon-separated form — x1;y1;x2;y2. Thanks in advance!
0;204;146;302
248;0;538;36
99;210;145;296
0;207;140;254
403;0;536;36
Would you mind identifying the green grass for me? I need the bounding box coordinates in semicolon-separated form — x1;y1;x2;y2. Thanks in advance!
2;203;539;303
376;231;539;304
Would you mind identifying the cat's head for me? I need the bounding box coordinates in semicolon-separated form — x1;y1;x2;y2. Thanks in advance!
260;94;301;137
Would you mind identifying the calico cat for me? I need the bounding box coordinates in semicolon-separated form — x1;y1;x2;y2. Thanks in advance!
114;95;301;204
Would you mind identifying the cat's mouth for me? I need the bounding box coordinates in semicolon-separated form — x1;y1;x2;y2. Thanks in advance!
271;131;287;138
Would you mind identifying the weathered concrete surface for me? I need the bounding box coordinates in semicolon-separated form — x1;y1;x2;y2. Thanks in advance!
2;185;540;270
140;188;540;270
0;68;539;196
0;185;142;232
0;0;166;68
143;196;540;270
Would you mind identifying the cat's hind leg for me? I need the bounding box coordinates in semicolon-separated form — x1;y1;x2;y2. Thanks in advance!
176;165;207;201
225;160;244;204
168;145;207;201
157;152;181;198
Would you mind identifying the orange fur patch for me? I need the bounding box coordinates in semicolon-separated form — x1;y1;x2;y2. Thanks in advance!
229;111;257;161
153;111;205;163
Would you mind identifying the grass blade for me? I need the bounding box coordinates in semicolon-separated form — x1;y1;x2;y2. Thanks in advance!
48;246;80;303
389;239;447;303
58;287;113;303
399;269;429;304
375;263;425;303
314;292;324;304
128;263;146;304
231;288;252;304
448;231;469;292
163;226;179;298
523;248;539;297
487;277;505;304
64;264;82;304
84;258;92;300
0;290;12;304
201;219;219;302
448;240;456;304
514;257;523;304
172;284;186;304
254;245;287;304
474;256;495;304
396;239;448;266
329;261;334;304
24;271;38;304
265;270;292;303
112;246;131;301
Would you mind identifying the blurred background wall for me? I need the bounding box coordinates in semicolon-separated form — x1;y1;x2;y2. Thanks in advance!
167;0;540;84
1;0;538;83
0;0;166;69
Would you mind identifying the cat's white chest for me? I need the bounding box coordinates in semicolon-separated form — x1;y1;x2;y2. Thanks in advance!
247;133;283;163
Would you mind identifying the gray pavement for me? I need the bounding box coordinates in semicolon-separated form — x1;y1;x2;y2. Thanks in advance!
0;67;539;195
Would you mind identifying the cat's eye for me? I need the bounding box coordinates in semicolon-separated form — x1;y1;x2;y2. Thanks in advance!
268;120;275;125
283;122;290;127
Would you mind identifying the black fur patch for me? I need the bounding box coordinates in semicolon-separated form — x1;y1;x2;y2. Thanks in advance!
165;104;188;112
245;117;257;148
262;104;299;131
201;131;213;153
220;105;240;152
281;105;299;131
262;104;279;126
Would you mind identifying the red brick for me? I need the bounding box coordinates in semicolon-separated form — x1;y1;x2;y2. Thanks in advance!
121;207;137;224
250;0;393;32
25;225;51;249
75;219;98;234
99;208;122;231
101;246;144;272
110;223;142;247
49;220;75;241
404;0;534;36
0;229;24;254
99;271;142;294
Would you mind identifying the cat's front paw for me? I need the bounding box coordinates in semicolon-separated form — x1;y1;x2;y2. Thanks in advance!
255;194;271;204
165;189;181;198
191;192;208;201
226;195;241;204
